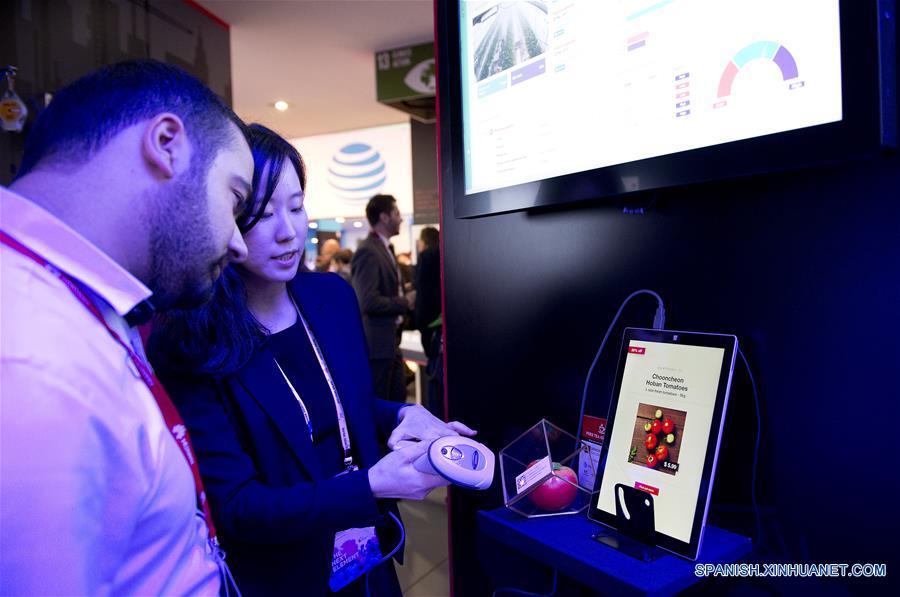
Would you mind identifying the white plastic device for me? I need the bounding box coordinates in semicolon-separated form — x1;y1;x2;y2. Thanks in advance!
413;436;495;490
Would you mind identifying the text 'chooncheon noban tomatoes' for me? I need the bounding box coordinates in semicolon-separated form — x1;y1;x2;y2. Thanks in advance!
527;461;579;511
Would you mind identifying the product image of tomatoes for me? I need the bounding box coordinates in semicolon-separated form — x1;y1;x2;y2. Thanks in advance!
655;444;669;462
527;462;579;511
634;404;686;475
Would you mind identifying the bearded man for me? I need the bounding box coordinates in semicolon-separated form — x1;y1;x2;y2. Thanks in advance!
0;60;252;595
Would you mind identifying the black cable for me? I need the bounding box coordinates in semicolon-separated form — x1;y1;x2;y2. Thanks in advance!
491;567;558;597
737;347;763;549
576;290;666;441
364;511;405;597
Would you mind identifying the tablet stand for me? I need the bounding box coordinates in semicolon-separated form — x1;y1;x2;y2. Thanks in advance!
592;484;664;562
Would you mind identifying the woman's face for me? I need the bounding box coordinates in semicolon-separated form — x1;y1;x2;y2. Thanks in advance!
240;159;307;284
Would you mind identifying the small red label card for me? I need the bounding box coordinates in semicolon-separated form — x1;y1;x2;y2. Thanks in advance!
581;415;607;444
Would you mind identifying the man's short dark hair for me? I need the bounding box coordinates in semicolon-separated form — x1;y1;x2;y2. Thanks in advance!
334;248;353;265
365;194;397;227
419;226;439;249
16;59;243;179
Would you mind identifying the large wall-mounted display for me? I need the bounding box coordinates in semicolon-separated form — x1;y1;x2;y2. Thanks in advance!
442;0;895;217
437;1;900;593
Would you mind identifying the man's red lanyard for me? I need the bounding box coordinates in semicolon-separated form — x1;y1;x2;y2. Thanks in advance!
0;230;218;542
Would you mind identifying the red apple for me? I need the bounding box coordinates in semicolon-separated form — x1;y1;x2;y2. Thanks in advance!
644;434;658;450
662;418;675;434
527;462;579;511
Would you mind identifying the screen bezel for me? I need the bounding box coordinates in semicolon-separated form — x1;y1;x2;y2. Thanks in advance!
437;0;894;218
586;328;738;561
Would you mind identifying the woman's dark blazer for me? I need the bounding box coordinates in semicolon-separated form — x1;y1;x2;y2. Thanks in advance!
163;272;406;596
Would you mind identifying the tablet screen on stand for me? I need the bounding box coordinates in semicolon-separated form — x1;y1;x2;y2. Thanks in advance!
588;328;737;560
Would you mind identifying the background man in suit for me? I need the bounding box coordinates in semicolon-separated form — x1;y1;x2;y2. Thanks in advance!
352;194;415;402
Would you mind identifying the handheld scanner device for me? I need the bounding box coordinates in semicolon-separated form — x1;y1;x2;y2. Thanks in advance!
413;436;495;490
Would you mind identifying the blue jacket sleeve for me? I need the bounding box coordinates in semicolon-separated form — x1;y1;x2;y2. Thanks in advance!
374;399;408;440
169;378;383;545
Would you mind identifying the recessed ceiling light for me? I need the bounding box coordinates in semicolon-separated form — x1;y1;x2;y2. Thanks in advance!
335;216;346;224
274;100;289;111
308;222;319;229
311;237;319;244
353;221;363;228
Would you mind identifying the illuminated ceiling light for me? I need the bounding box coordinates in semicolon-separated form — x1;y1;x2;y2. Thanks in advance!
311;237;319;244
352;221;363;228
335;216;346;223
274;100;289;112
308;221;319;229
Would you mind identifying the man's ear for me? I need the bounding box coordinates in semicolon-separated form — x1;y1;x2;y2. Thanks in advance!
379;211;391;226
141;113;192;180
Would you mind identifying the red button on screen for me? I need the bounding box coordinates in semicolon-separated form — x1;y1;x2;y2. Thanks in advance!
635;482;659;496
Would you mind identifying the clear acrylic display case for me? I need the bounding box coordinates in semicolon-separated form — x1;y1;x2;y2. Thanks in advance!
500;419;594;518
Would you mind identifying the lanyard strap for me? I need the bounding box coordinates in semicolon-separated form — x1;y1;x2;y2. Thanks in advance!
0;230;218;541
281;293;355;471
273;358;314;442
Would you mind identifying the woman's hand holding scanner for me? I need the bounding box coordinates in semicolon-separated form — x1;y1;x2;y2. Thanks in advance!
368;441;450;500
387;404;477;450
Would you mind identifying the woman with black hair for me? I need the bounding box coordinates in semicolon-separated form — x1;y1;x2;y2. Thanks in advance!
149;124;475;596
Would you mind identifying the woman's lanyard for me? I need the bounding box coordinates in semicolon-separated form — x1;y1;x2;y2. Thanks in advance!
274;293;355;473
0;230;220;543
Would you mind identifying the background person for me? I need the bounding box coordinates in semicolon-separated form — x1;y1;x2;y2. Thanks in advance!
0;60;251;595
316;237;341;271
415;226;443;417
415;226;441;358
397;251;416;332
351;194;415;403
330;247;354;282
149;125;475;596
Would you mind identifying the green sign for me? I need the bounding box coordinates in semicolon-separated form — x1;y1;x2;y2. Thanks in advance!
376;42;435;102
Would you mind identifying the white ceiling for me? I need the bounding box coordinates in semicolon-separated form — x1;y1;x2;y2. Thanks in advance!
199;0;436;139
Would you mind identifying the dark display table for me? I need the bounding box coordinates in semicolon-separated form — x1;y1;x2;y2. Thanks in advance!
477;507;752;596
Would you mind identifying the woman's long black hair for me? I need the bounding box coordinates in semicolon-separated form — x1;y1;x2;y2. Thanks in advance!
147;123;307;379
